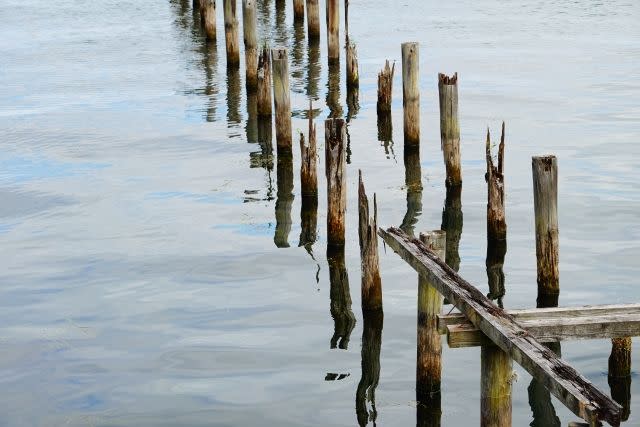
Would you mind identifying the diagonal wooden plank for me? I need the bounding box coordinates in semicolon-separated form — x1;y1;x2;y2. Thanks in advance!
379;227;621;426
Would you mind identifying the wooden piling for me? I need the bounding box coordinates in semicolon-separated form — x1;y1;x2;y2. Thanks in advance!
223;0;240;67
325;119;347;247
293;0;304;21
257;47;272;117
271;48;292;150
346;40;359;88
306;0;320;41
242;0;258;89
609;338;632;421
358;171;382;311
438;73;461;186
481;345;513;427
401;42;420;147
417;230;446;399
300;102;317;198
377;60;395;115
532;155;559;306
201;0;217;41
486;124;506;242
326;0;339;63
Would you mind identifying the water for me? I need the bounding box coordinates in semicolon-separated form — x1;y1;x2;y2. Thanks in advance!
1;0;639;425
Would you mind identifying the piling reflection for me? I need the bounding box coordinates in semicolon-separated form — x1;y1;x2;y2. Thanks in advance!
169;0;191;32
400;147;422;237
226;66;242;131
274;150;293;248
441;185;463;271
246;90;258;142
327;245;356;349
486;238;506;308
251;117;274;172
356;309;383;426
306;40;321;100
291;18;306;93
201;42;219;122
274;0;287;47
327;62;343;118
608;338;632;421
377;112;394;159
527;342;561;427
257;0;272;37
417;393;441;427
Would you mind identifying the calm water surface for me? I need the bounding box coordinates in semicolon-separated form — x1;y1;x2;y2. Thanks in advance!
1;0;640;425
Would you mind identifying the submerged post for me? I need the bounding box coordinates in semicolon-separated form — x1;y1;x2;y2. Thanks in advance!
325;119;347;247
358;171;382;311
481;345;513;427
293;0;304;21
438;73;461;186
417;230;446;401
242;0;258;89
223;0;240;67
402;42;419;147
377;60;395;115
326;0;339;63
271;48;292;151
257;47;272;117
532;155;559;307
202;0;217;41
306;0;320;41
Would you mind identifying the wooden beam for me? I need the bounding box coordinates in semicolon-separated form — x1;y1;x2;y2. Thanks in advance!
379;227;621;426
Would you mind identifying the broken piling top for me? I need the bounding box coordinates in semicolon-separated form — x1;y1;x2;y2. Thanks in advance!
325;119;347;247
377;60;395;114
379;227;622;426
358;171;382;311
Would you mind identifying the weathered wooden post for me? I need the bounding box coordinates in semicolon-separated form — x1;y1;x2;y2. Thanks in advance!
201;0;217;41
325;119;347;247
223;0;240;67
402;42;420;147
344;0;358;88
377;60;395;115
609;337;632;420
327;245;356;349
326;0;340;63
274;150;293;248
271;48;292;151
480;345;513;427
306;0;320;41
355;308;383;426
293;0;304;21
417;231;446;402
257;47;272;117
438;73;461;186
532;155;559;307
242;0;258;89
358;171;382;311
299;105;318;250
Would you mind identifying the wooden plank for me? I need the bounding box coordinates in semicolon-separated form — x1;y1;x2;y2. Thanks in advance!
379;227;621;426
447;312;640;348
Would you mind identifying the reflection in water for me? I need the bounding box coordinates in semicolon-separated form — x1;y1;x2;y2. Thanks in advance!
252;117;274;174
527;342;561;427
246;90;258;142
226;66;242;132
486;238;506;307
356;309;383;426
400;147;422;237
609;375;632;422
306;40;321;100
169;0;192;33
274;0;288;47
441;185;463;271
417;392;441;427
377;112;395;160
291;18;306;93
256;0;272;38
327;245;356;349
327;62;343;118
274;150;293;248
201;42;219;122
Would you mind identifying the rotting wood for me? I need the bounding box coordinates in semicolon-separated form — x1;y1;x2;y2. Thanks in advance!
242;0;258;89
271;48;292;150
257;47;272;117
532;155;559;306
325;119;347;247
417;231;446;399
346;40;359;88
486;124;506;242
481;344;513;427
609;337;632;421
377;60;395;115
223;0;240;67
438;73;461;186
293;0;304;21
202;0;217;41
300;101;317;198
305;0;320;41
326;0;339;63
378;227;622;426
358;171;382;311
401;42;419;147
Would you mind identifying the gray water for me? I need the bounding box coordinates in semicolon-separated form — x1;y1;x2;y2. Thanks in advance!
1;0;640;425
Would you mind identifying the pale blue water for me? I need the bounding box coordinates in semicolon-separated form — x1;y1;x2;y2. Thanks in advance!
1;0;639;425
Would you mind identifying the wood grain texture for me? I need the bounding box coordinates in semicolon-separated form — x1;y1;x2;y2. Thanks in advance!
223;0;240;66
358;171;382;311
325;119;346;246
202;0;217;41
377;60;395;114
257;47;272;117
242;0;257;89
401;42;419;146
378;227;621;426
326;0;339;62
305;0;320;40
438;73;461;186
271;48;291;150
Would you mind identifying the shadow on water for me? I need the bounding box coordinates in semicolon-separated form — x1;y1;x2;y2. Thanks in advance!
226;66;242;133
356;309;383;426
327;245;356;350
441;184;462;271
327;62;343;119
400;147;422;238
274;150;294;247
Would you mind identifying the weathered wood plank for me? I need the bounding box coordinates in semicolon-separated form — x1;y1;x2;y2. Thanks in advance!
379;227;621;426
439;304;640;334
